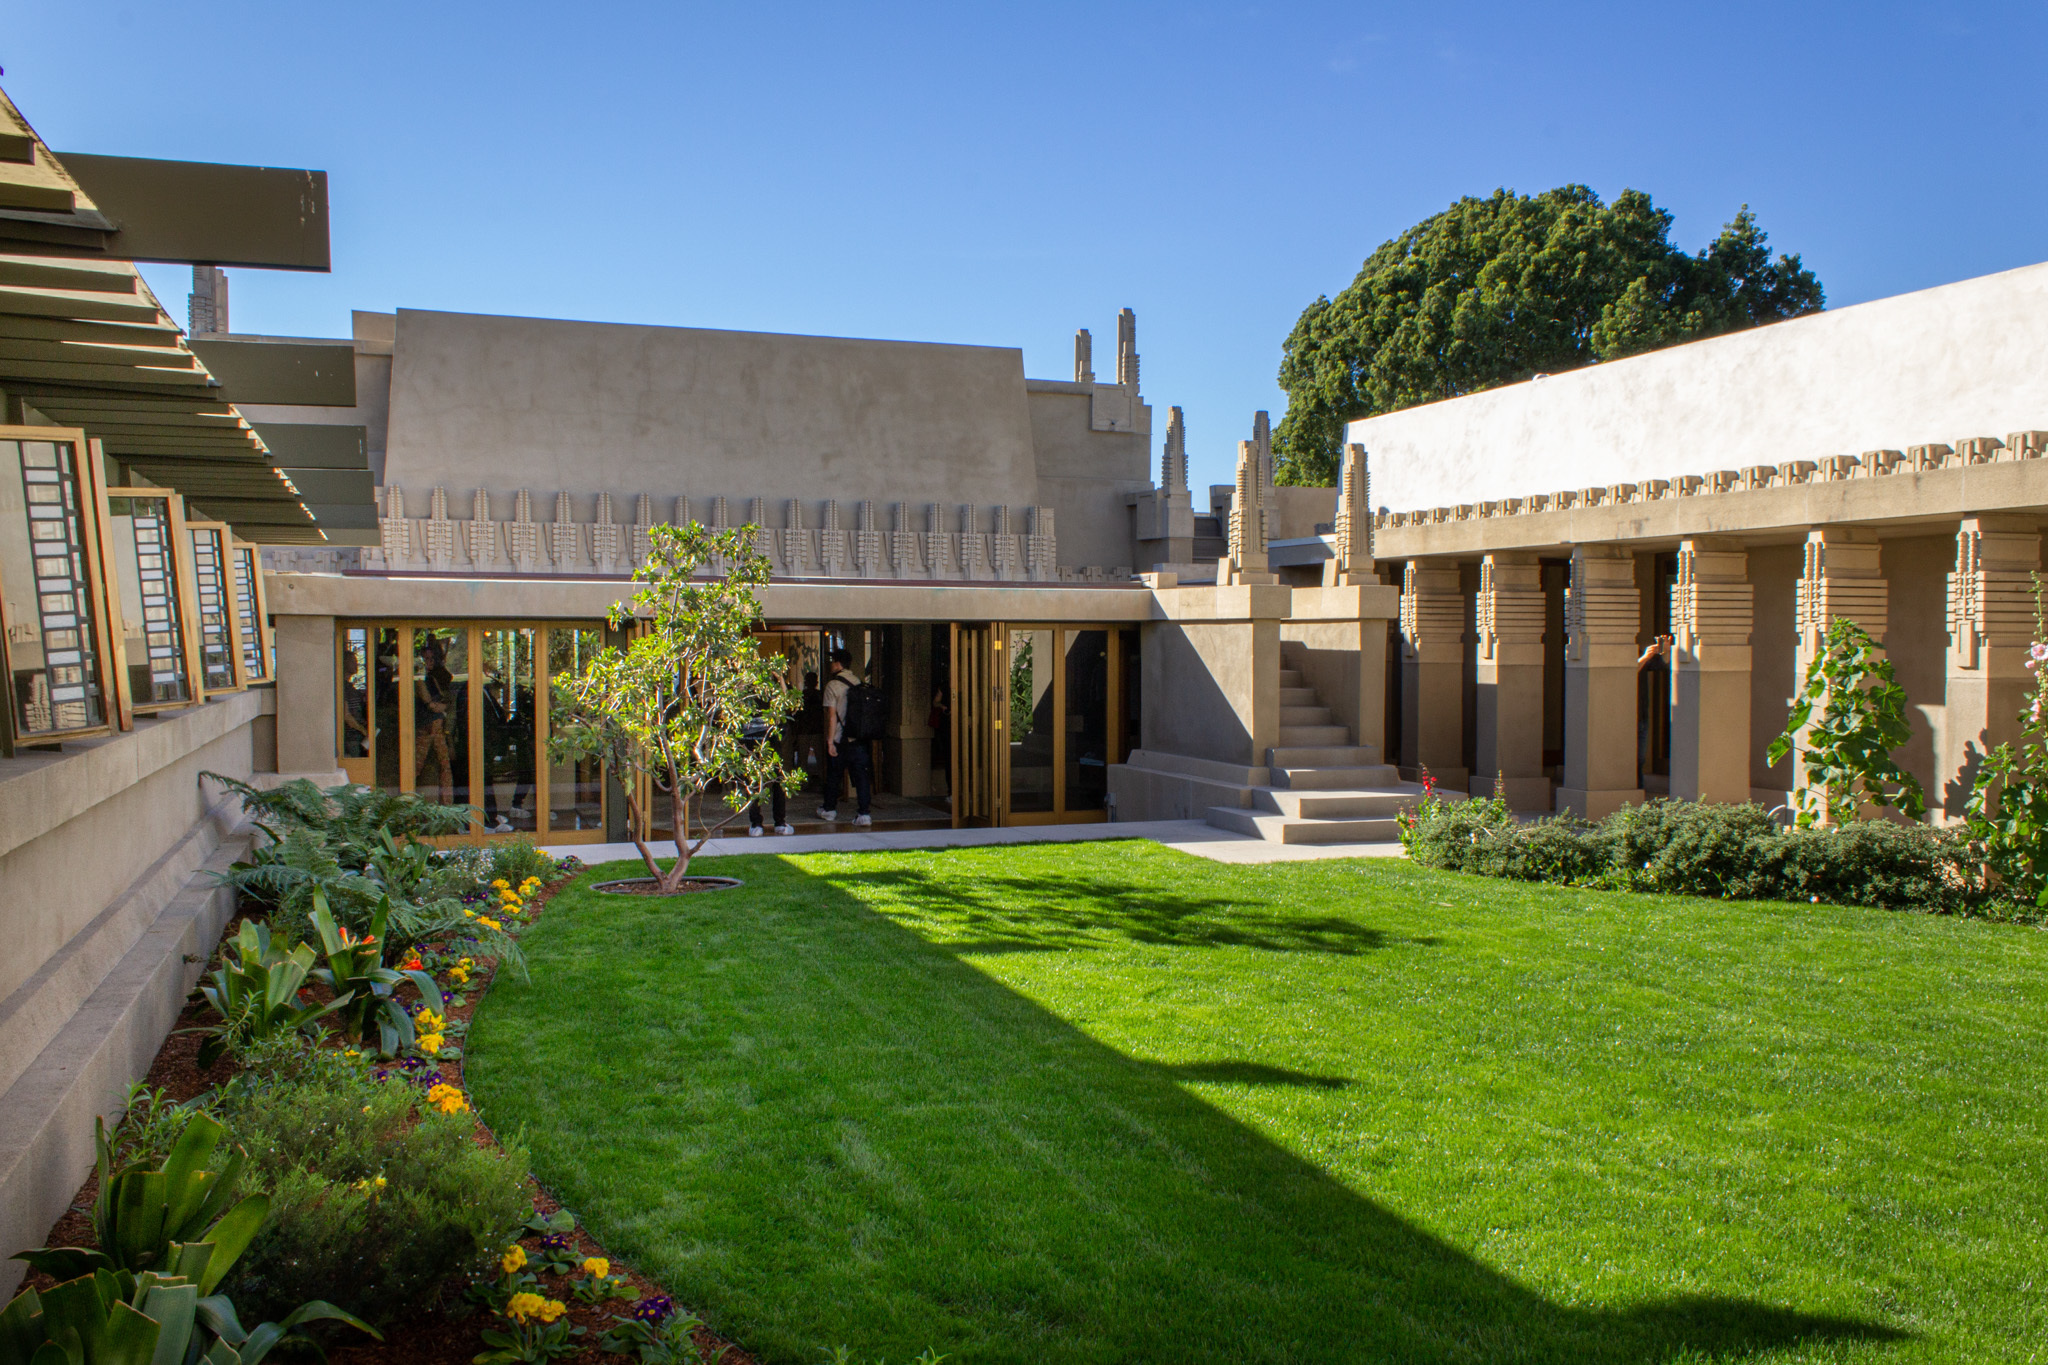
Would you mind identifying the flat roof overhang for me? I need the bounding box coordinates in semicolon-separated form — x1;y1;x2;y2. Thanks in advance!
0;86;341;545
265;572;1159;624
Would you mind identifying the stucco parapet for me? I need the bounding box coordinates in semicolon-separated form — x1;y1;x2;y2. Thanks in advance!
1375;459;2048;558
1148;583;1294;623
0;691;267;862
265;571;1153;624
1286;584;1400;622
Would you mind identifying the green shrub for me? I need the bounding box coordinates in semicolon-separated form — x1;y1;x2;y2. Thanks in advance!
1403;796;1984;914
488;837;558;888
215;1067;530;1327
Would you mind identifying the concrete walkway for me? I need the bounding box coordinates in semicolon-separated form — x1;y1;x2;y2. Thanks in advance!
540;819;1406;866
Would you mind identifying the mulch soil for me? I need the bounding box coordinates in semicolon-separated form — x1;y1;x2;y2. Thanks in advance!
25;873;758;1365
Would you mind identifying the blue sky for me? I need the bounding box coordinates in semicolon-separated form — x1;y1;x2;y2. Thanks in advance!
5;2;2044;492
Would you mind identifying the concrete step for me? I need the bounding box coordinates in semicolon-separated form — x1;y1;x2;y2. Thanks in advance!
1277;724;1351;747
1269;763;1402;790
1252;787;1421;818
1279;687;1319;706
1279;705;1334;726
1204;806;1406;845
1277;668;1304;688
1267;744;1382;768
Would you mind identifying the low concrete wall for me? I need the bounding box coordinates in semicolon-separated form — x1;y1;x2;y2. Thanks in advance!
0;693;270;1297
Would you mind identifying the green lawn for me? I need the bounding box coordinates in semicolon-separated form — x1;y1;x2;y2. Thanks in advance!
465;842;2048;1364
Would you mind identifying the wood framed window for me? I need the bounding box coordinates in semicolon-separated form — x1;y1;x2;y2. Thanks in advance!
230;539;273;684
0;426;120;752
96;485;205;715
186;521;247;695
335;618;609;844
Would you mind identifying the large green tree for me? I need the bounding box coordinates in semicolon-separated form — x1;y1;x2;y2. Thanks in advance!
1273;186;1823;484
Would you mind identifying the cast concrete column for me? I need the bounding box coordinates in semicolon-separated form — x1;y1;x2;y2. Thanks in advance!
1399;559;1467;786
1792;527;1888;801
1669;539;1754;804
1471;552;1548;808
1942;517;2042;816
274;614;339;775
1558;545;1644;818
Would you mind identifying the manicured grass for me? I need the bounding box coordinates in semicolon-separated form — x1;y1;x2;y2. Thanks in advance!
466;843;2048;1363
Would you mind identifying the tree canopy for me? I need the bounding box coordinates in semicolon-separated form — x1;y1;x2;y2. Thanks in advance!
1273;186;1824;485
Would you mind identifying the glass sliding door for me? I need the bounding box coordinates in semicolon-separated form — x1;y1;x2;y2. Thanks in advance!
338;620;608;843
1063;629;1110;816
992;624;1124;825
480;627;537;833
410;626;470;808
545;627;606;833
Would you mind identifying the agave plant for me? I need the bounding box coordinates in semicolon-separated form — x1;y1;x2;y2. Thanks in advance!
188;921;353;1068
308;894;442;1056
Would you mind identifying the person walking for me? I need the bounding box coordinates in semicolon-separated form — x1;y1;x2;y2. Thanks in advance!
743;709;794;837
818;648;875;827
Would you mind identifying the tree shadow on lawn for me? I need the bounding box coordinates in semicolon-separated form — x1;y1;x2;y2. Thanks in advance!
833;861;1400;955
490;855;1908;1364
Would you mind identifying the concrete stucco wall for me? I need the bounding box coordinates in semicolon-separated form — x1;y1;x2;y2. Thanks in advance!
384;309;1042;518
1024;384;1151;570
0;695;268;1298
1350;259;2048;512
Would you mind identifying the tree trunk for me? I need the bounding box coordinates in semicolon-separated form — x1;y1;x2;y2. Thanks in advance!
660;791;693;893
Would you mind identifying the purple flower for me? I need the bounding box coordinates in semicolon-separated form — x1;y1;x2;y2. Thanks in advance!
538;1232;573;1255
631;1296;674;1324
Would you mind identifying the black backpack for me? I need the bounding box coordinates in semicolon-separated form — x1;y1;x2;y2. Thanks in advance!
840;680;887;744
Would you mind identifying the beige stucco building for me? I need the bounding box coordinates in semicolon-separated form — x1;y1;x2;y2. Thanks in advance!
5;66;2048;1302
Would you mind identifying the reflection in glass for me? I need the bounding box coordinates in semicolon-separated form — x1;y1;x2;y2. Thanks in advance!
412;627;469;807
189;528;236;691
1119;627;1141;763
373;628;400;793
0;439;107;737
547;627;605;832
341;627;370;760
480;627;537;833
106;495;193;708
233;546;268;682
1007;627;1055;813
1064;629;1109;814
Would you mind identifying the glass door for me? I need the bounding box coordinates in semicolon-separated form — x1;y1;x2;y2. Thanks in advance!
982;624;1121;826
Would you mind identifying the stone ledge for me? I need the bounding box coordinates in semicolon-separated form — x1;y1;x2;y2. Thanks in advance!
0;691;269;863
0;815;252;1301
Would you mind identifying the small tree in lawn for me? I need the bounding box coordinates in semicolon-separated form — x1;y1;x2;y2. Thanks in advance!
549;522;796;892
1766;617;1926;827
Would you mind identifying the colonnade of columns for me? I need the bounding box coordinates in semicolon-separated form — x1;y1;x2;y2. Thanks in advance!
1394;519;2045;820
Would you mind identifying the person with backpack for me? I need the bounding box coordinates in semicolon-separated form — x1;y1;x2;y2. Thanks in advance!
819;647;880;826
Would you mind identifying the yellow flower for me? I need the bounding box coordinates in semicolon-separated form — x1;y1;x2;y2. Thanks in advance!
375;1174;387;1188
417;1008;446;1033
448;966;470;984
417;1033;445;1056
343;1049;360;1059
580;1257;609;1279
478;917;501;931
491;879;511;891
462;908;477;919
504;1291;545;1323
428;1083;469;1115
535;1300;567;1324
500;1246;528;1276
521;877;542;891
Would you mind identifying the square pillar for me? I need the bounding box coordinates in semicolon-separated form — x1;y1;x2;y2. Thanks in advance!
1558;545;1644;818
1943;517;2042;817
1399;560;1468;786
1471;552;1549;808
1669;539;1753;803
1792;527;1888;802
274;614;339;775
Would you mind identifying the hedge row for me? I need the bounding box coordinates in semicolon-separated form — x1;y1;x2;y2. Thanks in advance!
1400;796;2002;915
